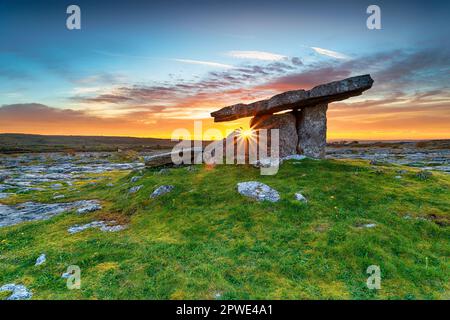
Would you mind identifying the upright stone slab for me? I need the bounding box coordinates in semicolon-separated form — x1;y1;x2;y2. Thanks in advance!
296;104;328;158
250;112;298;158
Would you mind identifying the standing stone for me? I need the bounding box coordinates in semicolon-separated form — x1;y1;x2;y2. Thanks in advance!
250;112;298;158
296;103;328;158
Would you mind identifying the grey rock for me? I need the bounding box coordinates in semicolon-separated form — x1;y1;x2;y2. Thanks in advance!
0;200;102;228
145;147;203;167
68;220;126;234
35;253;46;266
129;185;143;194
151;185;174;198
297;103;327;158
51;183;63;190
130;176;141;183
416;170;432;180
0;284;32;300
53;194;65;200
294;192;307;203
237;181;280;202
76;201;102;214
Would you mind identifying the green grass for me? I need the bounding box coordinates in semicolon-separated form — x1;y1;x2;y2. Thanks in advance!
0;159;449;299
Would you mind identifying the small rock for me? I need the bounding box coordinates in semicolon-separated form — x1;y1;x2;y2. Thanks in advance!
370;160;384;166
294;192;307;203
150;185;174;198
35;253;46;266
76;201;102;214
68;220;126;234
106;183;114;187
129;185;143;194
394;175;402;179
155;168;169;175
130;176;141;183
282;154;307;161
416;170;432;180
61;272;71;279
53;194;65;200
51;183;63;189
0;284;32;300
363;223;376;228
237;181;280;202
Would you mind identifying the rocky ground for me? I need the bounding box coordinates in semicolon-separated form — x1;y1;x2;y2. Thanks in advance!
0;144;448;231
327;140;450;174
0;152;146;228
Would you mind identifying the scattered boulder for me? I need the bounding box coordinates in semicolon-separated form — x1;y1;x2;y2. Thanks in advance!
0;200;102;228
76;200;102;214
151;185;174;198
294;192;308;203
51;183;63;190
129;185;143;194
130;176;141;183
0;284;32;300
416;170;432;180
35;253;46;266
0;174;10;183
145;147;203;167
53;194;65;200
68;220;126;234
236;181;280;202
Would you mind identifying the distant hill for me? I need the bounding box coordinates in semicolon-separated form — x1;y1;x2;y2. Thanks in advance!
0;133;178;153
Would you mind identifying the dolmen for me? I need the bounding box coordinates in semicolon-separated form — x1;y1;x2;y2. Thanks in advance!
211;74;374;159
145;75;373;167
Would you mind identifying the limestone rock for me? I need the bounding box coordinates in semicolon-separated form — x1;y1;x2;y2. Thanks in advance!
150;185;174;198
144;147;203;167
0;284;32;300
68;220;126;234
35;253;46;266
130;176;141;183
129;185;143;194
237;181;280;202
296;104;328;158
211;75;374;122
295;192;307;203
76;200;102;214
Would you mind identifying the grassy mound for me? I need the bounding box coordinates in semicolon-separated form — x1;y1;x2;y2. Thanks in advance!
0;159;449;299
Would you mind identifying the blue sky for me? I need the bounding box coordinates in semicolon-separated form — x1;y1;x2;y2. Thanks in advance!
0;0;449;138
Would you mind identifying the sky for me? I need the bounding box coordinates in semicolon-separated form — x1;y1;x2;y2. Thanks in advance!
0;0;449;140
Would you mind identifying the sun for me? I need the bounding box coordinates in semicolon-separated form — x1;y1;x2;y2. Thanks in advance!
239;129;254;140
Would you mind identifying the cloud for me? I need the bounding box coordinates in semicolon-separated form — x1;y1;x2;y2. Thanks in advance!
311;47;350;60
226;51;287;61
172;59;234;69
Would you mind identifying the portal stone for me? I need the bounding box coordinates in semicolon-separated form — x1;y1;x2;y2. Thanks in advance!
296;103;328;158
250;112;298;158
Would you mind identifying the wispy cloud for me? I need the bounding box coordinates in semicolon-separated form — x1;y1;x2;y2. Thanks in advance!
226;51;287;61
311;47;350;60
172;59;234;69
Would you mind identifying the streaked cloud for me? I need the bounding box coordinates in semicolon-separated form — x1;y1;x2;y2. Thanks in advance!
227;51;287;61
311;47;350;60
172;59;234;69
